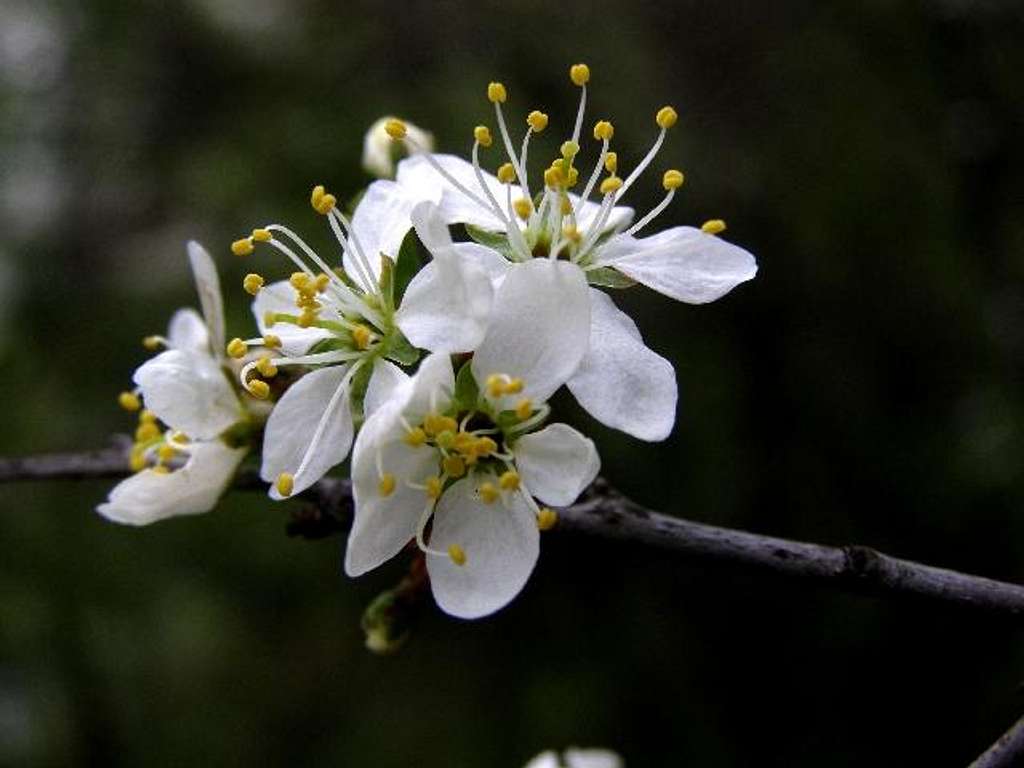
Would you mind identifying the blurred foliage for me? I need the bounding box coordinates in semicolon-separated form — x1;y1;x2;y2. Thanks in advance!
2;0;1024;765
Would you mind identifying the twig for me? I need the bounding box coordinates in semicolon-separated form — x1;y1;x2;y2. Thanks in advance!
3;443;1024;621
969;714;1024;768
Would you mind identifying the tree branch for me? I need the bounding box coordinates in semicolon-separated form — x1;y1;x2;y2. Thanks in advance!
969;714;1024;768
4;443;1024;621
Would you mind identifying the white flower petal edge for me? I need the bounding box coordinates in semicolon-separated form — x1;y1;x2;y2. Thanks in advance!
363;358;409;419
567;290;678;441
426;474;540;620
260;365;355;499
362;116;434;179
348;179;442;286
97;441;247;526
514;424;600;507
471;258;591;403
187;241;226;355
396;202;495;353
166;308;209;356
523;752;560;768
595;226;758;304
132;349;240;441
564;749;625;768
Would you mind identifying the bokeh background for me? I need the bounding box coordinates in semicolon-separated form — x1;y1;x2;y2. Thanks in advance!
3;0;1024;765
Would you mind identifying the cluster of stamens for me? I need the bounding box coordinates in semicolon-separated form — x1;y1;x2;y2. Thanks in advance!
117;394;190;475
385;62;727;270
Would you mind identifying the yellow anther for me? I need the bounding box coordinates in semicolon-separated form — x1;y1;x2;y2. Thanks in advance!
544;166;563;188
701;219;727;235
503;377;524;395
289;271;311;290
604;152;618;173
251;228;273;243
118;391;141;412
566;167;579;187
562;224;581;243
656;105;678;129
474;125;493;147
152;465;171;475
569;63;590;86
129;449;146;472
479;482;499;504
142;335;162;350
263;311;277;328
499;470;520;491
486;373;507;397
452;431;475;453
315;273;331;292
474;437;498;457
296;309;319;328
537;507;558;530
403;427;427;447
231;237;254;257
435;430;455;450
497;162;516;184
560;195;573;215
351;324;372;350
425;475;443;500
295;294;321;311
515;398;533;420
226;338;247;359
139;409;157;424
313;191;336;215
256;355;278;378
135;422;160;443
593;120;614;141
424;413;458;437
276;472;294;497
247;379;270;399
527;110;548;132
442;455;466;479
242;273;264;296
448;544;467;567
157;444;177;463
487;81;507;104
384;118;407;139
561;140;580;159
378;473;396;497
260;335;281;350
662;169;685;190
600;176;623;195
170;431;189;443
513;197;533;220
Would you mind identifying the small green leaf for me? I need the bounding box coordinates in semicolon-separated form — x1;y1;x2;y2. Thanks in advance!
307;337;354;356
586;266;637;289
453;359;479;411
385;330;419;366
465;224;516;259
378;253;396;310
393;230;421;305
495;410;520;431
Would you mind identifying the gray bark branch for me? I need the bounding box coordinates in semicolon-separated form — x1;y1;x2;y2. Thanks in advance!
4;443;1024;621
969;714;1024;768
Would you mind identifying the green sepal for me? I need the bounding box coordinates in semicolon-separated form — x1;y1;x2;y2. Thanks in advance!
378;253;397;312
219;420;255;450
452;359;480;412
384;329;419;366
348;360;376;428
465;224;516;259
495;410;521;431
586;266;637;289
393;229;422;306
307;337;356;356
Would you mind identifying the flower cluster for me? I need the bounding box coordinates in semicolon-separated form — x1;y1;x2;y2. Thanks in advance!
98;64;757;619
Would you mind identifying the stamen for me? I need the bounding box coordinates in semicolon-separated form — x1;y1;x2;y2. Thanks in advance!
242;273;264;296
537;507;558;530
701;219;727;235
470;139;512;228
262;334;282;349
276;472;294;497
255;355;278;378
378;473;396;497
142;335;165;351
246;379;270;399
118;391;141;411
135;422;160;443
226;338;248;359
478;482;499;504
514;398;532;420
490;85;530;200
231;237;254;256
474;125;493;147
622;171;684;238
499;470;520;491
288;361;361;481
569;63;590;144
618;105;677;200
447;544;467;567
442;455;466;478
403;426;427;447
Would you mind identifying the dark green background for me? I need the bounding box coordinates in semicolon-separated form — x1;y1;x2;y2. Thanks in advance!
3;1;1024;765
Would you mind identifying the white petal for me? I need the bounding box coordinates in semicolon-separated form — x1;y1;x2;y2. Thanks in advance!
96;442;246;526
567;290;678;441
571;193;635;235
396;227;495;353
345;390;438;576
514;423;599;507
166;308;209;355
396;153;506;230
405;351;456;421
259;365;354;498
187;241;225;355
565;749;624;768
426;475;539;619
252;280;332;356
348;179;439;285
522;753;560;768
363;358;409;419
471;259;590;402
409;199;454;252
452;242;511;291
596;226;757;304
133;349;240;440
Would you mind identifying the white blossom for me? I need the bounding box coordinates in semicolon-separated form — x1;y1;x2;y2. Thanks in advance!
524;748;624;768
362;115;434;179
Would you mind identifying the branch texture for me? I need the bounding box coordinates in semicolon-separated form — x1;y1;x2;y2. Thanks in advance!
4;442;1024;621
969;714;1024;768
